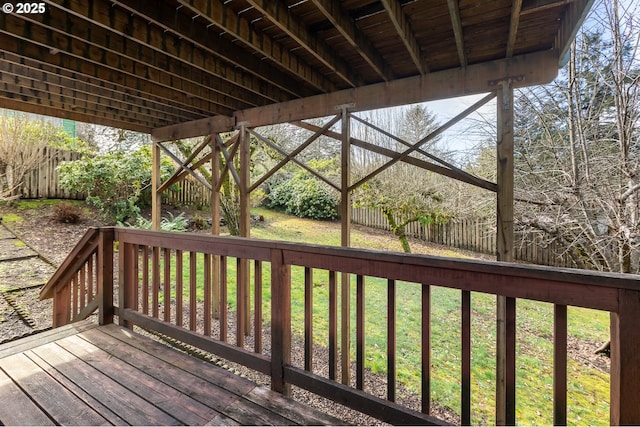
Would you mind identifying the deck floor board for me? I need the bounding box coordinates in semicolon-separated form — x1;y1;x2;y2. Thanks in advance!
0;321;345;426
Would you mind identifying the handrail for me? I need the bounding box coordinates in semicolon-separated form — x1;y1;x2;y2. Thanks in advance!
40;227;114;327
43;226;640;425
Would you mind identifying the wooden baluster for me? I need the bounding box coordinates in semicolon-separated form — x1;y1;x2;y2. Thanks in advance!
163;248;171;323
175;250;183;327
152;246;160;318
356;275;365;390
72;273;79;318
462;290;471;425
554;304;567;426
304;267;313;371
329;270;337;381
254;260;263;353
422;283;431;414
87;254;94;302
220;255;227;341
388;279;396;402
98;228;114;326
132;244;139;312
189;251;197;331
204;253;212;336
141;246;149;315
237;257;245;346
79;264;86;311
119;242;137;329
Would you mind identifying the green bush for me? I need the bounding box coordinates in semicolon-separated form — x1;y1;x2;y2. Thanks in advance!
267;170;338;220
58;146;167;222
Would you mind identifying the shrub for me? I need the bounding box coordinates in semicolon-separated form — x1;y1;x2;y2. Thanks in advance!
52;202;82;224
119;212;189;232
267;170;338;220
58;146;172;223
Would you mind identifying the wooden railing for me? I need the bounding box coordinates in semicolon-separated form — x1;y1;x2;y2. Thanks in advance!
42;227;640;425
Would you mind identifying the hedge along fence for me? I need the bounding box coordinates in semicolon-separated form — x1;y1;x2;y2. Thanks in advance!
351;207;578;269
20;147;85;200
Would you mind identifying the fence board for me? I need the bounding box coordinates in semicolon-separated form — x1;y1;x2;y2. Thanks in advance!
350;207;577;269
20;147;85;200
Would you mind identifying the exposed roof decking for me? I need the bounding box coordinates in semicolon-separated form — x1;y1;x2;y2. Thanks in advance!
0;0;593;134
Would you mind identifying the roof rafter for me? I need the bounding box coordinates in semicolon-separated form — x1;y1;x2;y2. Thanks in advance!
54;0;284;106
447;0;467;67
245;0;361;87
310;0;393;82
111;0;315;99
506;0;524;57
175;0;336;93
380;0;427;74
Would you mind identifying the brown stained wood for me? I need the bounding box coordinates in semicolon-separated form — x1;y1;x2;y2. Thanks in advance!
305;267;314;371
0;368;54;426
204;253;212;336
80;264;87;309
142;245;149;315
422;283;432;414
328;270;338;381
270;249;291;395
98;228;114;325
356;274;365;390
152;246;161;319
461;290;471;425
28;343;178;425
55;335;215;425
610;289;640;425
220;255;228;342
0;352;110;425
133;244;139;312
190;251;198;332
72;273;79;318
254;260;263;354
0;321;97;359
53;282;71;327
236;257;246;347
554;304;567;426
387;279;396;402
176;250;184;328
164;248;172;323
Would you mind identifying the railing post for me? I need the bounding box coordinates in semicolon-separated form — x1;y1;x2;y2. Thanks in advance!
53;285;71;327
118;239;137;329
270;248;291;396
97;228;114;325
610;288;640;425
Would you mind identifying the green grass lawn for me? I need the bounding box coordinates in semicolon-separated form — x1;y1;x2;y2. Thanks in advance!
150;207;610;425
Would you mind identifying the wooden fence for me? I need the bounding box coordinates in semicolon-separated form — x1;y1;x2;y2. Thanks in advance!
351;207;577;268
20;147;85;199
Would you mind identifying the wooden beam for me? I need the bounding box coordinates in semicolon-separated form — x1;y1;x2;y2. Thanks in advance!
157;137;212;194
245;0;361;88
293;120;497;192
555;0;595;66
175;0;335;93
112;0;314;100
380;0;427;74
154;50;560;140
447;0;467;67
152;116;235;143
495;82;515;426
151;141;162;231
310;0;393;81
506;0;524;58
340;107;351;386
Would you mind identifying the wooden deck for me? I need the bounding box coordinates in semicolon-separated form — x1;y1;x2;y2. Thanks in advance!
0;320;344;426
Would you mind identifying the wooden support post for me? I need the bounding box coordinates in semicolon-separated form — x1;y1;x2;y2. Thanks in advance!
610;289;640;425
496;82;516;426
340;107;351;385
98;228;114;325
271;249;291;396
151;140;161;231
239;123;251;336
211;135;221;319
118;242;137;330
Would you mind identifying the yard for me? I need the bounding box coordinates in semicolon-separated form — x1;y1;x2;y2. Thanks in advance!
0;200;611;425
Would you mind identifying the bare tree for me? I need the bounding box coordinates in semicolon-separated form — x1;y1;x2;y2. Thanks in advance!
514;0;640;273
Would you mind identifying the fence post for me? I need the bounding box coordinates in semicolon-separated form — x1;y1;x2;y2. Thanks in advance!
98;228;114;325
610;288;640;425
271;249;291;396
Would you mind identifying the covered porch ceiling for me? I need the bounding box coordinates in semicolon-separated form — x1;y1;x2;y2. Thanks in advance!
0;0;593;139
